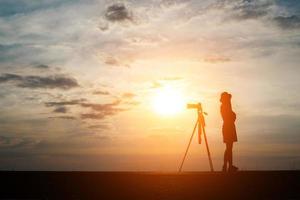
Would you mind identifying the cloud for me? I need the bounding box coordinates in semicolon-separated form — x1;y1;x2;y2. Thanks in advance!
101;0;136;31
103;56;130;68
104;56;120;65
34;64;50;69
18;75;79;89
0;136;37;149
88;124;110;130
45;99;126;120
45;99;86;107
81;100;124;113
232;0;271;20
273;15;300;29
213;0;273;21
0;0;68;17
53;106;67;113
0;73;22;82
122;92;136;99
0;73;79;90
98;19;109;31
121;93;139;106
93;90;110;95
48;116;76;120
203;55;231;63
225;1;300;31
81;100;126;120
105;3;133;22
45;99;126;119
81;113;105;120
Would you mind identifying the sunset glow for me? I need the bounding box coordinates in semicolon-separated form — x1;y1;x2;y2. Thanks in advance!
152;86;185;116
0;0;299;171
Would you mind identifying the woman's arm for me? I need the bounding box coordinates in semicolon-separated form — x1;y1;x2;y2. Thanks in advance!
221;106;236;123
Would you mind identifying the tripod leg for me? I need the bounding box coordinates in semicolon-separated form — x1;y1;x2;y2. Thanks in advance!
202;126;214;172
178;120;198;172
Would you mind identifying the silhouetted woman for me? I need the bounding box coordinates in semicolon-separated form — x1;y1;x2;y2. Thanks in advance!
220;92;238;172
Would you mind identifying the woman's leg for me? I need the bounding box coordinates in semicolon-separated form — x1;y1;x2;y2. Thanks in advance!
223;142;231;170
223;144;228;168
226;142;233;167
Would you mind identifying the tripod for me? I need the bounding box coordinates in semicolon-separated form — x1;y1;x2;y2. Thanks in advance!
178;103;214;172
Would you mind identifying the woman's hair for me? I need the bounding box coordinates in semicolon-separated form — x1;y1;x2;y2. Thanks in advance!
220;92;231;103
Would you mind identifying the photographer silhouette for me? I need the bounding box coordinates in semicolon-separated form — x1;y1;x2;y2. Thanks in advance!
220;92;238;172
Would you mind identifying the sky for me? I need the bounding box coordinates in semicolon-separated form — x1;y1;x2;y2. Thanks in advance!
0;0;300;171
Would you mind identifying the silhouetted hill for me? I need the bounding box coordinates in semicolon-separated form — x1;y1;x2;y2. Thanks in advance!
1;171;299;199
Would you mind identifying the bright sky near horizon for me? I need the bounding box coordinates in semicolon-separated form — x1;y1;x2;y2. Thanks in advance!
0;0;300;171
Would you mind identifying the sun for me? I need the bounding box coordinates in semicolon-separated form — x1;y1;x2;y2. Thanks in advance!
152;86;185;115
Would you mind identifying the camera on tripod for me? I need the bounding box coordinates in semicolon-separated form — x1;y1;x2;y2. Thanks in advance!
187;103;207;115
179;102;213;172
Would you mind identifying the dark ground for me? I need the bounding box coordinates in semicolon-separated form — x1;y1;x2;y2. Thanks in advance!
0;171;299;200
